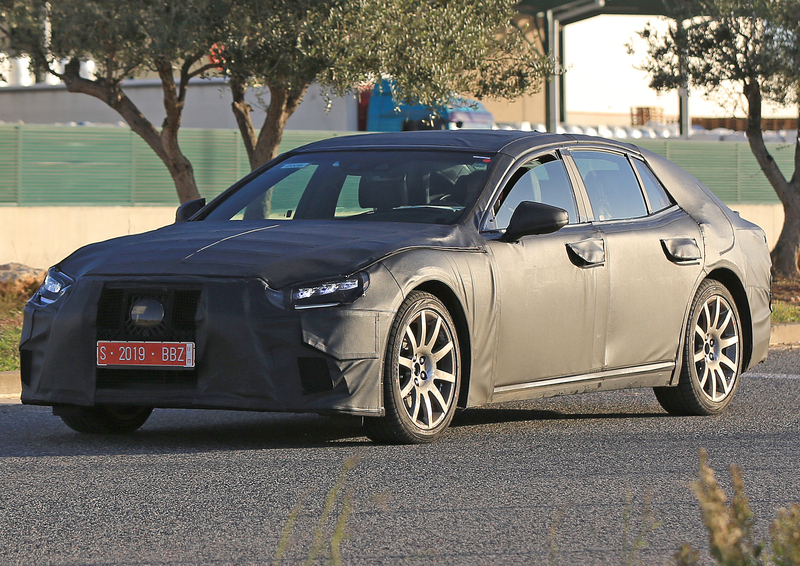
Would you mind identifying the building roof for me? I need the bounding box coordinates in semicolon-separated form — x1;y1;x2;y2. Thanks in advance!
519;0;670;24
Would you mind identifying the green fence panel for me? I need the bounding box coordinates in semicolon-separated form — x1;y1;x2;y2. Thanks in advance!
0;124;793;207
0;127;18;204
637;138;786;205
17;125;134;205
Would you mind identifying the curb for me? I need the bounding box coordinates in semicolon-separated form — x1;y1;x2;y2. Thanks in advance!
0;370;21;396
769;323;800;347
1;324;799;398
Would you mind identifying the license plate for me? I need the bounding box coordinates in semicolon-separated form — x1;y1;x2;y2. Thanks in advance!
97;341;195;368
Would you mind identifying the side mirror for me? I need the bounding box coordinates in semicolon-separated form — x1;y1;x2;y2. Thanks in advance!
175;198;206;222
501;201;569;242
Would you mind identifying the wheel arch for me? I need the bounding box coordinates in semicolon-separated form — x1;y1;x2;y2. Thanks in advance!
412;280;472;408
706;268;753;371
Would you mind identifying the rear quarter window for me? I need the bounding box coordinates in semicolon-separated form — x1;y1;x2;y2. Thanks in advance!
633;159;672;213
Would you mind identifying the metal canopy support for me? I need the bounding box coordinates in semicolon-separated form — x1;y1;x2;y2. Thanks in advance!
546;10;560;133
544;0;605;133
679;87;690;138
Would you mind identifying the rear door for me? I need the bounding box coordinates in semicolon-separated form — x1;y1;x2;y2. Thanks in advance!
565;148;703;371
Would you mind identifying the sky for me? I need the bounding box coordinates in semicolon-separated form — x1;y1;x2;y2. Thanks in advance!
563;15;789;118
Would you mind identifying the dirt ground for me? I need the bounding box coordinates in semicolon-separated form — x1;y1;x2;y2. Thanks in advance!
772;278;800;304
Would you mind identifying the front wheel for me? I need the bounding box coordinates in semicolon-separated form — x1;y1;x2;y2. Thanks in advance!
59;406;153;434
654;279;743;415
364;291;461;444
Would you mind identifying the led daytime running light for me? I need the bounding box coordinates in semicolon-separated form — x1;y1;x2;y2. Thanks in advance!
293;279;359;301
43;273;65;294
35;268;74;305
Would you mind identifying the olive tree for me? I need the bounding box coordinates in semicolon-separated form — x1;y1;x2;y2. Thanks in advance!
217;0;553;170
636;0;800;278
4;0;228;203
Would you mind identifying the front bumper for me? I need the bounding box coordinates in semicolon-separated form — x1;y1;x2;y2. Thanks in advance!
20;275;397;416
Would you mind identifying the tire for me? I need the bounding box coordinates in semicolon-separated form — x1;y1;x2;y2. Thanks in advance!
60;406;153;434
654;279;743;416
364;291;461;444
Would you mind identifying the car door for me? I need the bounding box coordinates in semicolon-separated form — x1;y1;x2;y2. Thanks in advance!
565;148;704;371
484;151;608;389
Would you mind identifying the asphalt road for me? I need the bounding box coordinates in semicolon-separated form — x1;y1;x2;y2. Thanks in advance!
1;349;798;566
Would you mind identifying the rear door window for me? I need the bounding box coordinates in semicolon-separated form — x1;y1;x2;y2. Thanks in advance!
572;151;647;221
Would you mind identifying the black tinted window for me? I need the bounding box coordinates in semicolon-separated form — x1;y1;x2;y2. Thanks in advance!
491;154;577;230
573;151;647;221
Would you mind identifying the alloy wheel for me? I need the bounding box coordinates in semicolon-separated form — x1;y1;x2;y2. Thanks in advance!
396;308;458;430
692;294;740;402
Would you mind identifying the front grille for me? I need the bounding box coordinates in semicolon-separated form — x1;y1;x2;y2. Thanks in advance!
96;284;201;342
95;284;202;400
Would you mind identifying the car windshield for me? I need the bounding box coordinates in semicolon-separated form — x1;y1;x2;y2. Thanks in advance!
203;150;493;224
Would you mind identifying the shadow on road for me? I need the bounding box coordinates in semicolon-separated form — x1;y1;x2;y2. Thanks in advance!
0;405;371;458
2;396;672;458
451;406;667;427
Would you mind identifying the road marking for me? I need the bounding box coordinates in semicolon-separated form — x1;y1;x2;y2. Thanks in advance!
744;373;800;380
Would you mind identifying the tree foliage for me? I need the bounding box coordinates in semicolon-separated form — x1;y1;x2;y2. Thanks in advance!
4;0;228;203
636;0;800;278
4;0;554;203
217;0;553;169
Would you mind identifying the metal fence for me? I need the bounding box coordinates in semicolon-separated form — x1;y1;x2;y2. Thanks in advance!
0;124;791;206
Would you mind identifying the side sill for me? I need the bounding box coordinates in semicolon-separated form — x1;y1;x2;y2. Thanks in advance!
491;362;675;403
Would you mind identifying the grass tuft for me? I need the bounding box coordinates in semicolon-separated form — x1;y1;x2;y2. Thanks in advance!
677;449;800;566
272;456;359;566
0;277;40;371
771;302;800;324
621;488;662;566
770;504;800;566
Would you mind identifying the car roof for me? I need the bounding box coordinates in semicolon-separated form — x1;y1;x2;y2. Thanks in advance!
293;130;640;159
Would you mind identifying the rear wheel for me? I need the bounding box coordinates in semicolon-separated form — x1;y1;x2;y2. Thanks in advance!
59;406;153;434
364;291;461;444
655;279;742;415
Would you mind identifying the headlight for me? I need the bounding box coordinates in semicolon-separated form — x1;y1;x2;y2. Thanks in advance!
289;273;369;309
33;268;74;305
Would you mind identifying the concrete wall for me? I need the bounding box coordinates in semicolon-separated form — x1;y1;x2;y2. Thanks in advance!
0;206;176;269
0;203;784;271
0;79;359;131
481;92;547;127
732;204;784;250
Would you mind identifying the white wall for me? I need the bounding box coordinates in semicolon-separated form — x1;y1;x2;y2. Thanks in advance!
0;206;176;269
0;204;784;270
732;204;784;250
0;79;359;130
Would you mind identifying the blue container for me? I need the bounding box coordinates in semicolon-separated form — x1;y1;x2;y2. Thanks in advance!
366;83;494;132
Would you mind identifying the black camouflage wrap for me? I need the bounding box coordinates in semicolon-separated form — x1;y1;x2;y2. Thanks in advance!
20;131;771;416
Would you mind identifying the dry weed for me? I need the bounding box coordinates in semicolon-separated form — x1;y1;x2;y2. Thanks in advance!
771;504;800;566
676;449;800;566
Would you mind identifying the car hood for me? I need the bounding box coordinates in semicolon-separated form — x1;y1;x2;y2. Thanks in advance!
58;220;480;289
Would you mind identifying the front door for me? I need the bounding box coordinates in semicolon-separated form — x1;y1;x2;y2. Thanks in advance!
484;152;608;388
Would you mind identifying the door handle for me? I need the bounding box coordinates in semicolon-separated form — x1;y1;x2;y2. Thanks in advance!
661;238;701;263
566;238;605;267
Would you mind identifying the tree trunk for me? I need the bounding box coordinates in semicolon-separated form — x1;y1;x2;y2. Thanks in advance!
772;197;800;278
230;80;311;171
744;80;800;279
230;77;258;164
156;59;201;203
60;58;201;204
